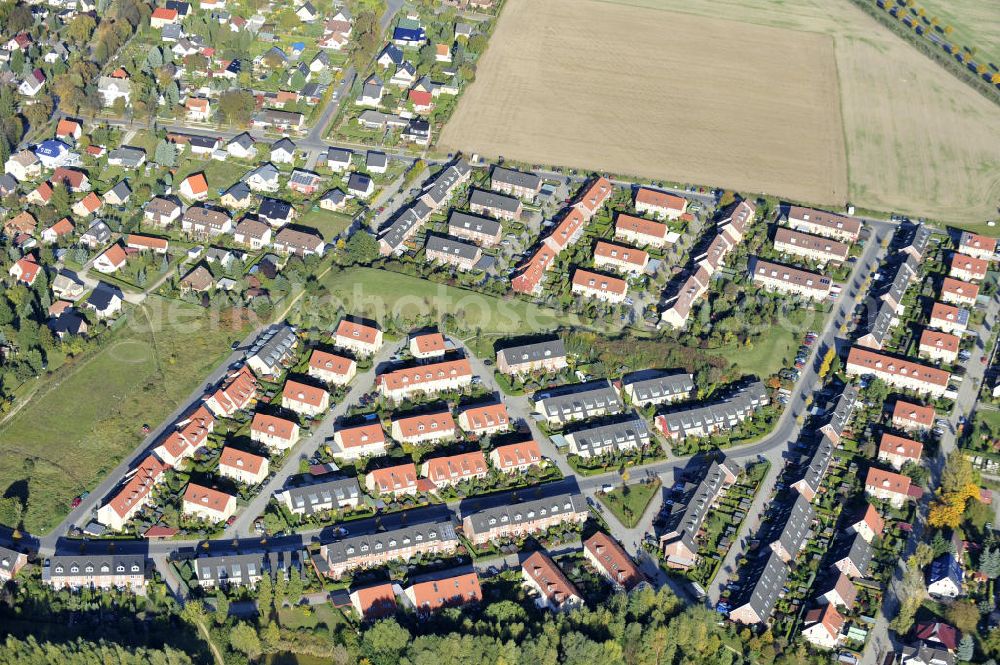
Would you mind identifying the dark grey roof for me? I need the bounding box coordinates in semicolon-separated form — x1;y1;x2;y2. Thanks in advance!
379;207;424;253
321;188;346;206
658;381;769;438
462;491;587;538
81;220;111;243
108;145;146;166
278;477;360;515
834;532;873;576
194;550;295;586
358;110;388;127
491;166;541;192
882;255;919;306
820;384;859;439
362;76;383;99
899;644;955;665
565;415;650;456
861;300;896;348
272;137;296;154
497;338;566;367
0;545;26;576
327;147;352;164
323;518;457;566
624;372;694;403
792;435;835;497
247;162;280;182
534;380;622;422
470;188;520;214
107;180;131;200
348;172;372;192
46;552;145;580
188;135;219;150
662;460;739;555
772;492;814;560
902;224;931;259
224;181;252;201
378;44;403;65
229;132;255;149
86;282;124;311
425;234;480;261
730;549;788;623
366;151;387;168
421;161;470;208
0;173;17;195
248;324;297;372
50;310;87;336
448;211;501;239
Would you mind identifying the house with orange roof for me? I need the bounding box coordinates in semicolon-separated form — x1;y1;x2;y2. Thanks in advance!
250;412;300;451
420;451;488;489
435;43;452;62
409;331;447;359
457;401;510;436
634;187;688;220
940;276;979;307
96;454;168;531
571;268;628;303
334;318;383;356
282;379;330;417
801;603;845;649
402;570;482;614
72;192;103;217
153;406;215;467
179;172;209;201
878;433;923;470
26;182;53;206
865;467;912;508
929;301;968;335
845;347;950;398
186;97;212;122
847;504;884;543
182;483;236;522
614;213;674;248
333;421;387;460
218;447;269;485
521;551;582;612
919;329;960;364
93;244;128;274
892;400;935;432
55;118;82;141
307;349;357;386
364;462;419;497
150;6;179;27
584;531;644;591
390;410;456;445
489;440;542;473
126;234;169;254
4;211;36;236
949;252;988;282
41;217;74;244
958;231;997;261
8;255;40;286
204;365;258;417
350;583;398;620
377;357;473;401
593;240;649;275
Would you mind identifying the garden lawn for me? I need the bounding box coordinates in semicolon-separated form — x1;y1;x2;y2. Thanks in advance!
297;208;354;241
598;478;661;528
319;267;578;342
0;297;249;533
713;309;818;378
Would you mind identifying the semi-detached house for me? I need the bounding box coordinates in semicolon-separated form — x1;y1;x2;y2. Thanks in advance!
364;462;418;497
334;319;383;357
390;410;456;445
421;451;489;489
489;440;543;473
333;421;387;459
282;379;330;418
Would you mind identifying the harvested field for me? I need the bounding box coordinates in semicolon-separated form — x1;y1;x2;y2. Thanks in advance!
442;0;848;206
442;0;1000;227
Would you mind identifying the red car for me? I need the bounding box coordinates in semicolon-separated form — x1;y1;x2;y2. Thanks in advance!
71;497;82;508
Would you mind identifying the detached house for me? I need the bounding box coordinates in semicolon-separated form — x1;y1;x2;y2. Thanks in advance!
179;172;209;201
93;244;128;273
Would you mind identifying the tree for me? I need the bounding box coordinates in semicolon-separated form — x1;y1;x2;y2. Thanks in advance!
944;450;978;494
362;619;411;665
257;573;272;620
957;633;975;661
286;567;303;604
66;14;97;44
154;139;176;167
343;230;380;265
946;599;981;633
981;547;1000;579
50;183;70;212
218;89;254;125
229;621;262;660
213;592;229;624
818;348;836;378
0;496;23;528
146;46;164;69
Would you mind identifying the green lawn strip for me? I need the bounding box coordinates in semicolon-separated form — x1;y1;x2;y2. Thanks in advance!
0;297;249;533
297;208;354;241
597;478;662;528
319;267;574;335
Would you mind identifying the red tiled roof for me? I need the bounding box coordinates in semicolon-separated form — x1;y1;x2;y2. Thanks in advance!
219;446;266;475
458;402;509;432
392;411;455;439
336;319;380;345
615;213;669;240
378;358;472;392
351;583;397;619
879;433;923;462
594;240;648;266
183;483;234;513
919;329;960;354
892;400;934;427
865;467;911;496
309;350;354;377
283;379;328;408
950;252;988;277
584;531;644;589
336;422;385;449
422;451;487;484
182;173;209;195
406;572;482;612
366;463;418;492
846;347;950;389
251;412;297;439
107;454;167;519
572;268;627;295
940;276;979;302
490;440;541;470
413;332;446;354
635;187;686;211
